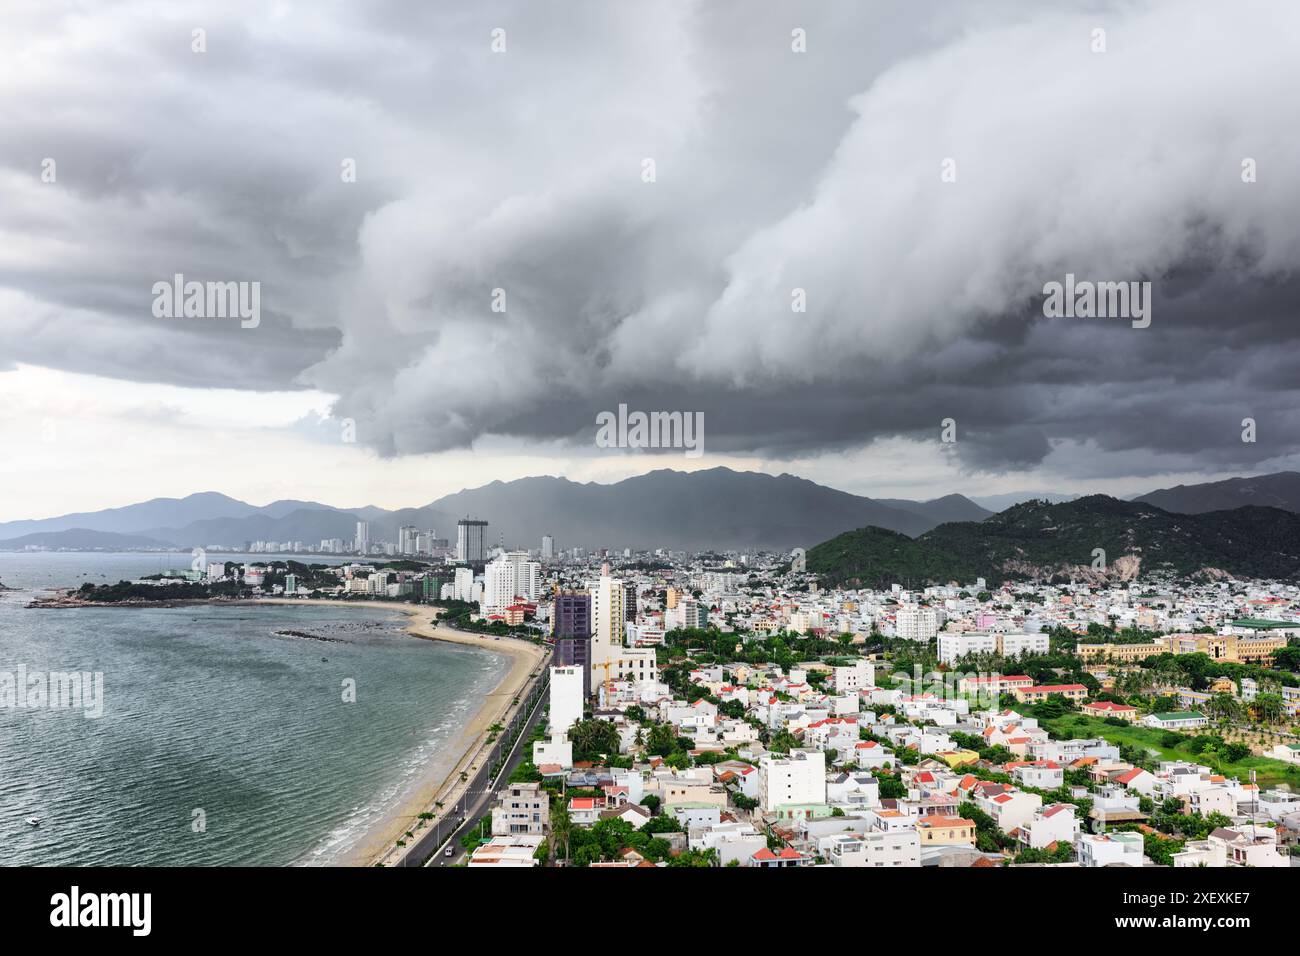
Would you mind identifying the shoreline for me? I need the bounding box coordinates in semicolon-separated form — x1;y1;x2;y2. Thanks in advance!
252;598;547;866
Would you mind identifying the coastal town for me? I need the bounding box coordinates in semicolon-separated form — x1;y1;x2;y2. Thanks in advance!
63;516;1300;870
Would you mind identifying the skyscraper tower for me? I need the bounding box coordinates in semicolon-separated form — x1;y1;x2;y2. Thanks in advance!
455;518;488;562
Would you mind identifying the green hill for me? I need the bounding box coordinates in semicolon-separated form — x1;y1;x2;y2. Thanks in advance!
807;496;1300;587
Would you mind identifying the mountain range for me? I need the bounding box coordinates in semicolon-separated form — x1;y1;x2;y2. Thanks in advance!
0;468;992;552
1134;472;1300;514
7;468;1300;557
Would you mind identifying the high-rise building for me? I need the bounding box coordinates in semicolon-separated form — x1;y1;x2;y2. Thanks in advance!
553;592;591;638
355;521;370;555
421;574;449;601
554;592;593;697
453;566;475;602
682;598;708;629
482;551;542;611
623;581;638;624
541;535;554;560
588;566;657;698
589;565;625;670
398;525;419;555
456;518;488;562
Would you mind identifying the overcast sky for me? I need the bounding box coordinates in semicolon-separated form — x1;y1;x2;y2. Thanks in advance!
3;0;1300;522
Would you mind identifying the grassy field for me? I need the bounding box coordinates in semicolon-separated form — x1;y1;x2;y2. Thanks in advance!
1042;713;1300;791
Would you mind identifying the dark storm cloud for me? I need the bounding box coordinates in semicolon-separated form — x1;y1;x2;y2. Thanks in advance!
2;0;1300;481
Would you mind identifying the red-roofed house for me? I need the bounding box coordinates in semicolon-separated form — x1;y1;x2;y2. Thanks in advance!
1018;803;1080;850
749;845;809;868
568;797;601;826
956;674;1034;696
850;739;896;770
1113;766;1158;796
1082;700;1140;722
976;788;1043;832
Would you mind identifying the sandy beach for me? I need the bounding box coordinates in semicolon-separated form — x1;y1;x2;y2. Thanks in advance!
254;598;547;866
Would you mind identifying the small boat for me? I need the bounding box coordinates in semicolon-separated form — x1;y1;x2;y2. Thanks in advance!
26;817;40;827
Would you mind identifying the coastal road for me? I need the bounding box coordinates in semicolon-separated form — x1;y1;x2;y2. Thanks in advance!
420;667;552;867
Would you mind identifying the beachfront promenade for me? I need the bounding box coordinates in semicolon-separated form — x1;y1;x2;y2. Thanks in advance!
375;631;551;867
401;659;552;867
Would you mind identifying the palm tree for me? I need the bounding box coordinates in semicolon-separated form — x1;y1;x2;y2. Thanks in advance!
550;799;572;866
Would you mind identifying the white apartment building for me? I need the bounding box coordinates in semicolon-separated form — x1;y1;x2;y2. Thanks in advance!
787;611;815;635
895;604;941;642
937;630;1049;664
482;551;542;611
589;566;626;669
976;789;1043;832
1018;804;1080;850
549;665;584;735
490;782;550;836
1172;825;1289;868
826;829;920;868
453;566;475;603
759;749;827;813
606;648;657;689
937;631;997;663
1076;831;1145;867
999;632;1050;658
832;659;876;693
532;735;573;770
483;559;515;610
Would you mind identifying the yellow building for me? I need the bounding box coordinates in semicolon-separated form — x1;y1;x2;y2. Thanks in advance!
917;816;977;846
935;750;980;769
1076;641;1165;663
1076;633;1285;666
1172;633;1284;664
1229;635;1287;664
1012;684;1089;704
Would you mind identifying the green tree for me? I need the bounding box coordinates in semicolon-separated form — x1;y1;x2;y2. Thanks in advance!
570;719;621;762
